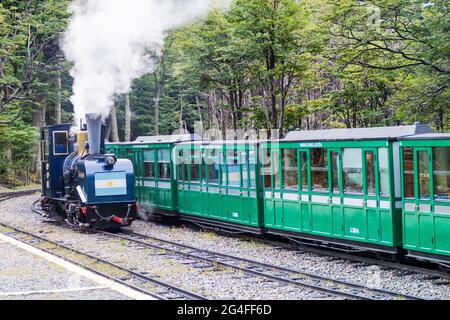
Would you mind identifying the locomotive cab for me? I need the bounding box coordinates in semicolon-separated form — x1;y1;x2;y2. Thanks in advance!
40;124;73;200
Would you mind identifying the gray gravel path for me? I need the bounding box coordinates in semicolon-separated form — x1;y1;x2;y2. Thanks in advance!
0;240;130;300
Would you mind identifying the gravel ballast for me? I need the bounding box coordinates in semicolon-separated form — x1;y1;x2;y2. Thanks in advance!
0;240;131;300
0;195;449;300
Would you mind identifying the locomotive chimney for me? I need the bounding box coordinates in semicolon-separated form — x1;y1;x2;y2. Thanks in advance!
85;113;102;155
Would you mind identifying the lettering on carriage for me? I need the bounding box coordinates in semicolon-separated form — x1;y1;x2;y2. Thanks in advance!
299;142;323;148
232;212;239;218
349;227;360;235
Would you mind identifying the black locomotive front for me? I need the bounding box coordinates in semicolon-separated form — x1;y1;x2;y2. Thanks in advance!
40;113;137;230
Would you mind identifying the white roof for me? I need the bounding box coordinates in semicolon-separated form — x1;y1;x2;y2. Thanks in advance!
283;124;433;142
400;132;450;140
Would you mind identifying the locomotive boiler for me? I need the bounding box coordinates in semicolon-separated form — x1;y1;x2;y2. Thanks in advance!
40;113;137;230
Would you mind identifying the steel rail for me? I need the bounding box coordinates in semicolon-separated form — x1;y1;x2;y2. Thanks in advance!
2;188;442;299
263;236;450;281
0;222;206;300
0;189;39;202
105;230;424;300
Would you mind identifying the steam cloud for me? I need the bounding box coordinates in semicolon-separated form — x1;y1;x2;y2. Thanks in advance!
62;0;231;125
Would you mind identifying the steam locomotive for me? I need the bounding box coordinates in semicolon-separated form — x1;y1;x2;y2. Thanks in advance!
40;113;137;230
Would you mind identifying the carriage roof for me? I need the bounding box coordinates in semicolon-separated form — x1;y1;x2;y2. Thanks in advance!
282;123;433;142
398;132;450;140
106;134;199;145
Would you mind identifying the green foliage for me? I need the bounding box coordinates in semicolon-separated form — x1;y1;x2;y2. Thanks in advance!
1;0;449;185
0;0;69;186
108;0;450;137
0;121;39;187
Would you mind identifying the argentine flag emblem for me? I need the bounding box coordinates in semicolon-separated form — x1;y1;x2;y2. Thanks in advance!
95;172;127;196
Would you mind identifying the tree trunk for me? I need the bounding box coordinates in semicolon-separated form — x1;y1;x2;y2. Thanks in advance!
55;70;62;125
110;104;120;142
105;116;112;142
154;96;160;135
179;90;184;133
124;93;131;142
195;95;203;135
32;102;46;128
32;102;46;185
153;72;162;135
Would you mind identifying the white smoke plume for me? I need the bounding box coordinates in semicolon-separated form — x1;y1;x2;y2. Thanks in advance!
62;0;231;125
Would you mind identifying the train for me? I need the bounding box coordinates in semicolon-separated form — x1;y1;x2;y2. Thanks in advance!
106;123;450;267
40;113;137;230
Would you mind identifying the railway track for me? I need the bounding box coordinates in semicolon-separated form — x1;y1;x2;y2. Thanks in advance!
1;189;443;300
0;192;206;300
0;189;39;202
0;222;206;300
104;230;425;300
275;236;450;280
184;220;450;280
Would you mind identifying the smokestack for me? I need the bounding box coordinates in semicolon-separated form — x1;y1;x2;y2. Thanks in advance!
85;113;102;155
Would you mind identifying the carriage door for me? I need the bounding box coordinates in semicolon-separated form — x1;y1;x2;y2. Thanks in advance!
363;149;379;242
329;149;343;237
415;148;434;250
403;147;434;250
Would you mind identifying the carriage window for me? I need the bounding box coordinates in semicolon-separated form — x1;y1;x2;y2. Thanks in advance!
365;151;376;196
157;149;171;180
343;148;363;194
189;162;201;183
178;164;185;181
228;158;241;187
418;151;430;199
300;152;308;191
433;147;450;201
207;158;220;185
144;150;155;178
310;149;328;192
331;151;340;194
263;148;272;188
379;148;390;196
249;150;257;188
241;152;250;188
220;152;227;185
272;151;281;189
403;147;414;198
282;149;298;190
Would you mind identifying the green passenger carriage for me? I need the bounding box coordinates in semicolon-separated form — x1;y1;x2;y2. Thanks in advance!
261;124;433;253
400;133;450;263
106;135;196;217
174;141;264;233
106;123;450;265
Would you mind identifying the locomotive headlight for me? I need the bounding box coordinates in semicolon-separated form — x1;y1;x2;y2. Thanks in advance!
106;156;116;166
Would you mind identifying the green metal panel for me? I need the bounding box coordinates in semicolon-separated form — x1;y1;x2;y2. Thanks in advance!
312;203;333;235
283;201;301;231
435;216;450;253
107;142;179;213
262;140;401;249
